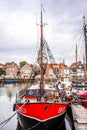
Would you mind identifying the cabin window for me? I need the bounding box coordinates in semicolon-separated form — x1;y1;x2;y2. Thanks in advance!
44;90;55;96
26;89;39;96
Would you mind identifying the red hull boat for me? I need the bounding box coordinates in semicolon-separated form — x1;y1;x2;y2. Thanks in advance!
14;84;67;129
16;103;67;121
71;16;87;108
78;91;87;108
13;6;68;130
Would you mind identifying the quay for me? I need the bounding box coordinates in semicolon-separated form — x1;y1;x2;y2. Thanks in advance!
0;78;56;84
71;103;87;130
0;78;30;84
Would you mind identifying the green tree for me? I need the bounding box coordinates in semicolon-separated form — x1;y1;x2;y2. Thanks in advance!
19;61;27;67
0;68;6;76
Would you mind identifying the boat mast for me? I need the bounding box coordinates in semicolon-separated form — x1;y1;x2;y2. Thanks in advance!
83;16;87;78
76;44;78;80
40;5;44;95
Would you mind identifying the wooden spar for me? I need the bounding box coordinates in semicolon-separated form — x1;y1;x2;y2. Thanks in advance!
40;6;44;95
83;16;87;77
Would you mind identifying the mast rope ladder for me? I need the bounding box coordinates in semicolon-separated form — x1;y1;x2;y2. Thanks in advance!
44;39;59;78
37;38;59;78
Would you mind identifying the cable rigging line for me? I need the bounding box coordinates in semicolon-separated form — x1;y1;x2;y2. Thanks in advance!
0;100;28;129
63;27;83;65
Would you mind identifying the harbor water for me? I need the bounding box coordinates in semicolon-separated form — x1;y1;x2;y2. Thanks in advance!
0;83;72;130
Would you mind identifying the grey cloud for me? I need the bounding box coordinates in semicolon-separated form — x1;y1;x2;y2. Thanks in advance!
0;0;87;65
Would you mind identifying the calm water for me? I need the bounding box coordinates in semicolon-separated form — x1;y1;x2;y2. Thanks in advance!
0;83;72;130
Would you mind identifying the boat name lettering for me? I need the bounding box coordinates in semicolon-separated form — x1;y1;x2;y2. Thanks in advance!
20;108;26;113
58;107;66;113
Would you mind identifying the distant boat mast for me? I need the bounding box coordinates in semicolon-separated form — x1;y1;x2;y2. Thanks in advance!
83;16;87;78
76;44;78;80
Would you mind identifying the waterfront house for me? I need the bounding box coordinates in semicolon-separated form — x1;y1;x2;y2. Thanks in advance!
0;63;4;69
44;63;70;81
57;63;71;83
44;64;57;80
69;61;84;79
20;63;33;79
58;63;70;76
5;62;18;79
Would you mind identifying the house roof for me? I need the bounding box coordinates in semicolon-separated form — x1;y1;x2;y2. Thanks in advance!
47;63;69;70
0;63;4;68
70;61;84;69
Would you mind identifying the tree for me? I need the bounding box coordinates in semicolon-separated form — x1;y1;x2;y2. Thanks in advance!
0;68;6;76
19;61;27;67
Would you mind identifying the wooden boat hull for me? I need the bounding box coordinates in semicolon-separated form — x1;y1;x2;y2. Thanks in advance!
16;103;67;129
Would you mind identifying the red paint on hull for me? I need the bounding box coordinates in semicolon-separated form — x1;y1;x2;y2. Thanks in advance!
82;102;87;108
78;91;87;108
16;103;67;121
78;91;87;98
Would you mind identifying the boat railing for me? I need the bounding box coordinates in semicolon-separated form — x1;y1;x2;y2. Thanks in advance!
17;83;32;100
19;88;26;98
16;89;26;101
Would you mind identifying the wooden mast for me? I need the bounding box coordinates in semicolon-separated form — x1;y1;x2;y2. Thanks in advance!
83;16;87;78
40;5;44;95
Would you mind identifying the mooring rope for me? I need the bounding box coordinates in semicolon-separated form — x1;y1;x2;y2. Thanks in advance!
0;100;28;129
25;122;41;130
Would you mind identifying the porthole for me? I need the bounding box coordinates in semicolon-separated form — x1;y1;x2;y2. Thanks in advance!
29;91;33;95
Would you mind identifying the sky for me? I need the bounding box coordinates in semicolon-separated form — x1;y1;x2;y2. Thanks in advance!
0;0;87;66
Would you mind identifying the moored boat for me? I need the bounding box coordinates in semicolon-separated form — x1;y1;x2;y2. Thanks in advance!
77;91;87;107
71;16;87;108
3;79;18;84
15;84;67;129
13;6;68;130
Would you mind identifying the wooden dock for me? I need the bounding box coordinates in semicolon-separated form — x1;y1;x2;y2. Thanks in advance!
71;103;87;130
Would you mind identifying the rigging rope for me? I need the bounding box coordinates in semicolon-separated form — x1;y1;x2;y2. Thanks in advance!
63;27;83;65
25;122;41;130
0;100;28;129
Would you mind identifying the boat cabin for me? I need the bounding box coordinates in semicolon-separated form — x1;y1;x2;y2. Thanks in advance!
21;84;61;102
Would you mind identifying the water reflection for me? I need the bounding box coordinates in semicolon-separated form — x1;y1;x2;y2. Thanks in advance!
16;122;22;130
0;83;26;100
16;121;66;130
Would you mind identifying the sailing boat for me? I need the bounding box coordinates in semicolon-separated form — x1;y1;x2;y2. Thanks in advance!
71;16;87;88
13;7;67;130
72;16;87;108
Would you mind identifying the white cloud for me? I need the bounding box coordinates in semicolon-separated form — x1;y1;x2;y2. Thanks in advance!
0;0;87;65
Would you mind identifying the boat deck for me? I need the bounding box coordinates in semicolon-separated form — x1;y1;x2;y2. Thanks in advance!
71;103;87;130
17;98;66;104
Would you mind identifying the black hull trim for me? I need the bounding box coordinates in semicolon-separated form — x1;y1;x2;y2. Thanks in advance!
17;112;66;130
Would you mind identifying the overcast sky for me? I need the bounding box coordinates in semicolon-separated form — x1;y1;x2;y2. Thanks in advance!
0;0;87;65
